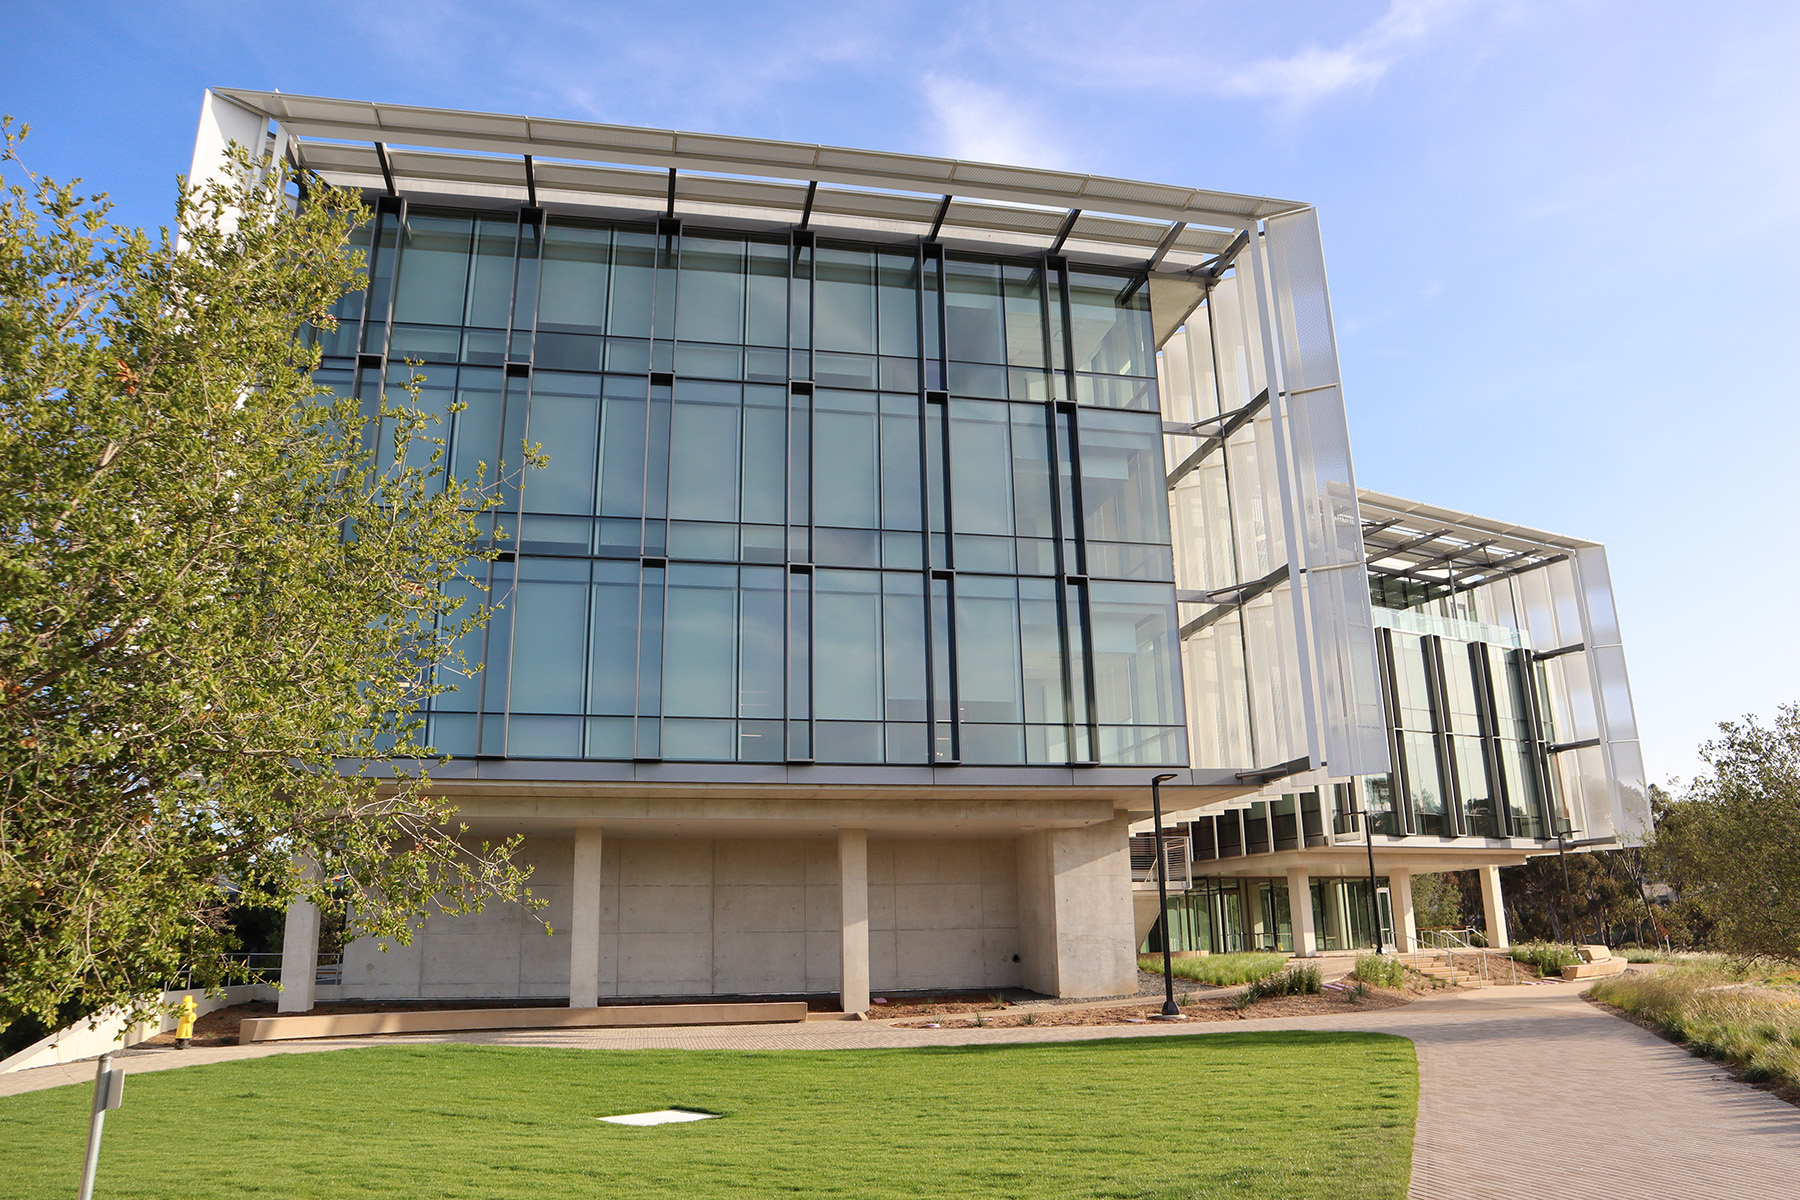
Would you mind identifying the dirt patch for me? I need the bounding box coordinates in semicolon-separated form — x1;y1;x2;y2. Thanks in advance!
893;987;1416;1029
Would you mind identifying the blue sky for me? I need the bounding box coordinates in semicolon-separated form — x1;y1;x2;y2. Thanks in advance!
7;0;1797;787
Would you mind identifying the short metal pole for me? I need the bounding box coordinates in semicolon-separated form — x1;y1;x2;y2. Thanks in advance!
1151;773;1181;1017
77;1053;114;1200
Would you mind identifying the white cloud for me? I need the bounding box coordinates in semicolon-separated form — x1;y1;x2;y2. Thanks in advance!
922;76;1068;167
1218;0;1466;106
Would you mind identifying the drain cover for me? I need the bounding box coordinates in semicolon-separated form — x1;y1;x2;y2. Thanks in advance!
599;1109;719;1126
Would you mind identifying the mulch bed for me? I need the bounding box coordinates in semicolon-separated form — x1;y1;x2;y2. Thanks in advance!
892;987;1417;1028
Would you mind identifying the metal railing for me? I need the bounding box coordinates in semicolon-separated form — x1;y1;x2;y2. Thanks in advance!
1129;834;1192;891
161;951;342;990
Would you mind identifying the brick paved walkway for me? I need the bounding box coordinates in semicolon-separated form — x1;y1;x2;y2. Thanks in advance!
5;981;1796;1198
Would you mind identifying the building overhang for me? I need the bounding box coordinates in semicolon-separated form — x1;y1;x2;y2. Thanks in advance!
1358;488;1598;599
210;88;1308;270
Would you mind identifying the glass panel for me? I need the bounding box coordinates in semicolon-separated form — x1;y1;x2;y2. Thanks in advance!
587;562;640;718
739;567;785;723
361;208;398;343
663;564;737;719
814;570;882;721
662;718;736;760
1403;730;1447;834
883;573;928;723
522;372;600;515
746;240;788;347
608;229;655;339
463;215;514;330
955;575;1022;725
814;390;880;529
510;217;540;342
944;257;1005;365
877;252;919;359
741;385;786;526
1066;268;1153;378
1456;736;1499;837
931;576;955;760
949;400;1013;537
538;220;610;334
1009;404;1056;539
1078;408;1170;546
677;234;746;344
668;380;741;523
790;241;812;354
1019;577;1066;726
391;210;472;328
1089;581;1183;737
814;245;876;354
597;375;648;518
509;559;589;716
788;572;811;759
880;395;923;531
1003;263;1047;369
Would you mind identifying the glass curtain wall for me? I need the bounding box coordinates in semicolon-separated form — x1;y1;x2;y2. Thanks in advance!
1357;584;1557;841
317;202;1185;766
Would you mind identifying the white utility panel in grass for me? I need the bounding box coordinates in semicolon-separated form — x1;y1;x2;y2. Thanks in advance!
599;1109;719;1126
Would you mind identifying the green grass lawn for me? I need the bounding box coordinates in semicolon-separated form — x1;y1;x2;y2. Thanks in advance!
0;1035;1416;1199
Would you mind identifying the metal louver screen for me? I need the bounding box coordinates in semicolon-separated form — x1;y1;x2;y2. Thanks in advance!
1263;209;1389;779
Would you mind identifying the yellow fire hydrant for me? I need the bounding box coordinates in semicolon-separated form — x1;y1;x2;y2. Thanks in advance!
174;996;197;1049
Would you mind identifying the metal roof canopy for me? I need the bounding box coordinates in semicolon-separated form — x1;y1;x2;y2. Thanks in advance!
1357;489;1595;594
215;89;1307;268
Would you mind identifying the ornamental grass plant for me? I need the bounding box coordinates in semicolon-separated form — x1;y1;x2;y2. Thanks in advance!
1509;942;1581;976
1591;963;1800;1089
1137;951;1288;987
1351;954;1409;990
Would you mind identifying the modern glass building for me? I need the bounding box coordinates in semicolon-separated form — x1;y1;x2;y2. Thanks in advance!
187;89;1646;1012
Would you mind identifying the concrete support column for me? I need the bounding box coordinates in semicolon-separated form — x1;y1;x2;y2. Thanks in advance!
838;829;870;1015
1390;869;1418;953
1286;868;1317;957
277;894;321;1014
1479;864;1510;950
569;826;604;1008
1017;816;1138;998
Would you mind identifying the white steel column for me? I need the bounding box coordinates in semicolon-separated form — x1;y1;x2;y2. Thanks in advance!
277;895;321;1013
1286;867;1317;957
838;829;870;1014
1389;869;1418;953
1479;864;1510;950
569;827;604;1008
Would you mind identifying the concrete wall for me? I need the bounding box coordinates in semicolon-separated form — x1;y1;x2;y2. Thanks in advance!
868;838;1020;993
341;834;1022;1000
1017;816;1139;998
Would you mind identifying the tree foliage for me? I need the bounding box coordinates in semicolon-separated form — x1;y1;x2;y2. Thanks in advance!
0;120;539;1028
1650;705;1800;963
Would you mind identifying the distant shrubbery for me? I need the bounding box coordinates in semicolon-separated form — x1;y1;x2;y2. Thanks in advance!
1510;943;1581;976
1138;952;1288;987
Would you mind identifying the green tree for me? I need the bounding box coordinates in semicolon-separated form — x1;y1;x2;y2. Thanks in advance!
0;121;539;1029
1409;871;1467;931
1650;706;1800;963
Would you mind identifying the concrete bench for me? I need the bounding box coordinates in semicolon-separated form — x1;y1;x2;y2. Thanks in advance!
1561;946;1629;980
240;1001;808;1044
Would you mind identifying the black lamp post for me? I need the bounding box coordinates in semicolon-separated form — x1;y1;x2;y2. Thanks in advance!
1150;772;1182;1018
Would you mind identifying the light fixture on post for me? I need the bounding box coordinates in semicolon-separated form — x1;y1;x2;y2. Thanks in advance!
1149;773;1182;1019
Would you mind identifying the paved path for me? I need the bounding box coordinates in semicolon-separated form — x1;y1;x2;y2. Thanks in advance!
5;982;1797;1198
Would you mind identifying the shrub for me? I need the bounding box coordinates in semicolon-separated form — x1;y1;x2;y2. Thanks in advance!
1137;952;1289;987
1510;942;1580;976
1244;964;1323;1002
1352;954;1408;990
